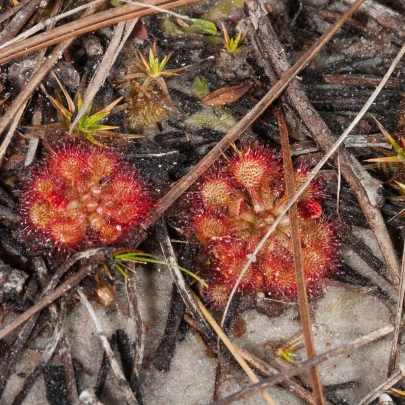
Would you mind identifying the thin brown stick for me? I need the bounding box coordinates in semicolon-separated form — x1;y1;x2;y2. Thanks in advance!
69;16;138;132
0;261;96;340
0;0;202;66
0;0;43;45
147;0;367;225
183;314;317;405
387;241;405;376
0;1;102;161
0;0;33;25
193;293;276;405
323;74;405;88
343;0;405;39
276;107;325;405
209;326;394;405
358;368;405;405
78;290;138;405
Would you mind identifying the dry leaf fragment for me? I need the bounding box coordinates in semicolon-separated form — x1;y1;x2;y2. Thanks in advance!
201;81;253;107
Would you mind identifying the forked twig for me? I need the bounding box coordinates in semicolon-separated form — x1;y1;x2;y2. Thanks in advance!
276;107;325;404
358;367;405;405
0;247;110;340
193;293;276;405
209;326;394;405
78;290;138;405
10;297;67;405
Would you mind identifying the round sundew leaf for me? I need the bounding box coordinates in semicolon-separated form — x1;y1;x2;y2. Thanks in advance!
49;215;87;247
104;202;140;225
231;158;266;189
33;177;59;197
96;220;122;244
107;176;142;203
192;215;230;245
33;177;67;208
29;200;54;230
200;177;234;209
261;251;296;295
204;283;232;308
87;150;117;181
48;153;86;183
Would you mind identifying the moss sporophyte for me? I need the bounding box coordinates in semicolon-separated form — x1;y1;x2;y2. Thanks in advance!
182;142;338;307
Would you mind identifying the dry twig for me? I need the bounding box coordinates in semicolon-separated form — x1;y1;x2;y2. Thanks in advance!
33;257;79;405
0;0;202;65
69;17;139;134
276;107;325;404
343;0;405;39
387;242;405;376
193;293;276;405
0;0;35;25
78;290;138;405
0;0;43;45
209;326;394;405
0;0;105;50
183;314;317;405
0;248;110;340
0;2;103;161
156;219;213;338
126;276;145;378
10;297;67;405
358;368;405;405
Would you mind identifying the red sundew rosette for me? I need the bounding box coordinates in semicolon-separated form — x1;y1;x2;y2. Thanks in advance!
20;144;155;251
183;141;339;306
